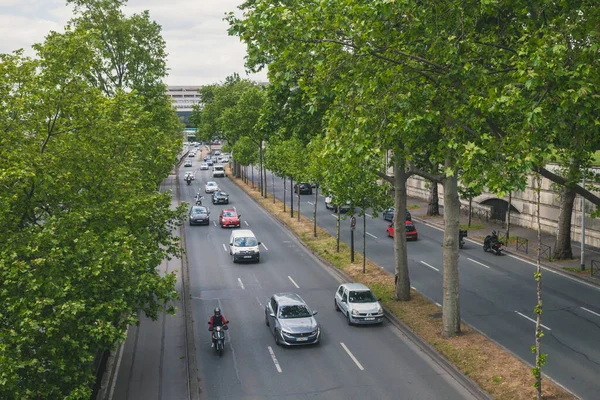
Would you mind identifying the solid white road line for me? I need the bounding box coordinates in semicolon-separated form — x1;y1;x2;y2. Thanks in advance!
435;302;442;307
256;297;264;308
467;258;491;269
581;307;600;318
331;213;338;219
420;261;440;272
515;311;552;331
244;220;249;226
267;346;282;373
261;242;269;251
222;243;227;252
366;232;378;239
340;342;364;371
237;278;245;290
288;276;300;288
213;221;217;226
307;201;314;206
365;213;373;218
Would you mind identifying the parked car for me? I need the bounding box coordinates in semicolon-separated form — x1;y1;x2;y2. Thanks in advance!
265;293;320;346
199;163;209;170
325;195;351;213
219;208;241;228
334;283;383;325
205;181;219;193
382;207;412;222
386;220;418;241
184;171;195;181
212;190;229;205
189;206;210;226
294;182;313;195
229;229;259;262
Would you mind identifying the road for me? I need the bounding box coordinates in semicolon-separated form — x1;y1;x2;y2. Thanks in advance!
251;166;600;399
182;159;485;399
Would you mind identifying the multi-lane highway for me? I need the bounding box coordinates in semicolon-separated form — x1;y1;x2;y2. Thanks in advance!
249;166;600;399
182;159;487;400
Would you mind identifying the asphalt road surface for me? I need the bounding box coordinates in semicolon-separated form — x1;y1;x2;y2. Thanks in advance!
183;162;485;400
252;166;600;399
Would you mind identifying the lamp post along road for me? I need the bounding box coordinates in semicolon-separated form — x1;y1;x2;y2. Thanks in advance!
350;216;356;263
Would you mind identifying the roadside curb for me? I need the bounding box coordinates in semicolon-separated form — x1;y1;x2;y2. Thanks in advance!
412;216;600;288
226;174;493;400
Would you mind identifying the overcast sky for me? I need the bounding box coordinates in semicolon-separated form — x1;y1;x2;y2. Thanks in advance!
0;0;268;86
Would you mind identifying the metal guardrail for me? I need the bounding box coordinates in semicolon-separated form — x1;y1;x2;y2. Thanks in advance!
516;237;529;254
91;349;110;399
497;230;508;245
539;243;552;261
592;260;600;277
459;204;490;222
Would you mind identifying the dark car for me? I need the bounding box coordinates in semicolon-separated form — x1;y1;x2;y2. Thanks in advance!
212;190;229;205
265;293;320;346
386;220;418;240
294;182;313;195
189;206;210;226
383;207;411;222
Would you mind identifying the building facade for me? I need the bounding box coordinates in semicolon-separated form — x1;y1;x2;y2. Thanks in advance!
166;86;203;124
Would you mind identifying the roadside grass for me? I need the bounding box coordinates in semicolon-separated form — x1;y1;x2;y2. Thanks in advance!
229;171;575;400
593;150;600;167
461;223;485;230
407;204;421;210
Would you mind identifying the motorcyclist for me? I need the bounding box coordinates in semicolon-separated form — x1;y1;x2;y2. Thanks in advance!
185;175;192;185
208;307;228;347
194;192;204;205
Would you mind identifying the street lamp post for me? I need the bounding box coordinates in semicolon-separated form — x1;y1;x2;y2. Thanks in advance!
350;216;356;263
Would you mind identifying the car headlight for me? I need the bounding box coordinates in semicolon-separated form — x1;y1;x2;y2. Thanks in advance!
377;307;383;314
352;309;360;316
281;330;294;337
311;328;319;336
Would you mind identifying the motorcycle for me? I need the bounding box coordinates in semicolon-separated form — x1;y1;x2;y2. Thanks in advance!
459;229;468;249
186;177;192;185
483;230;503;255
195;195;204;206
209;322;229;356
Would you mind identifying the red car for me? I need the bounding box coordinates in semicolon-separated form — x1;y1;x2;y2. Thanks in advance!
386;221;418;241
219;208;241;228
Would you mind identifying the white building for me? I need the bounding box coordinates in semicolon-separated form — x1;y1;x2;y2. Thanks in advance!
166;86;203;123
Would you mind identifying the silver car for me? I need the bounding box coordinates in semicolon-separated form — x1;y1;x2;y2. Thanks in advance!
265;293;320;346
334;283;384;325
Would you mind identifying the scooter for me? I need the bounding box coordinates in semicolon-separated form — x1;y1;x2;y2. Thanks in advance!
209;323;229;356
483;230;503;255
195;195;204;206
186;178;192;186
459;229;468;249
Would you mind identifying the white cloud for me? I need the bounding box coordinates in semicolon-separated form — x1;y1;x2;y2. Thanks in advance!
0;0;268;86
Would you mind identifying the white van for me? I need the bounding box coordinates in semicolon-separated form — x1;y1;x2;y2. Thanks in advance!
212;165;225;178
229;229;261;263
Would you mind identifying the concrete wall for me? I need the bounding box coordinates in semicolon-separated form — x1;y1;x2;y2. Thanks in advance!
406;172;600;249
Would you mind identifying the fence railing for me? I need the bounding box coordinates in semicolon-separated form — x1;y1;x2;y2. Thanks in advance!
516;237;529;254
459;204;490;223
539;243;552;261
592;260;600;277
497;230;508;245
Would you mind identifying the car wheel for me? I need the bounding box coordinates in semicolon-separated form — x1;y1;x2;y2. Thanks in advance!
274;330;281;346
387;230;392;238
347;312;353;326
334;299;340;311
232;256;237;264
265;314;270;327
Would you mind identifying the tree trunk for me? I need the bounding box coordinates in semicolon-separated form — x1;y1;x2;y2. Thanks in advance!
506;191;512;241
283;177;287;212
297;185;301;222
534;174;545;399
290;178;294;218
313;186;318;237
554;185;576;260
263;164;268;198
272;172;275;203
427;181;440;216
393;161;411;301
251;164;254;188
259;149;263;196
336;206;340;252
442;160;461;338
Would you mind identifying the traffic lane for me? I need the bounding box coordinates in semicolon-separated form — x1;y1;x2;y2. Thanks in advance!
189;172;483;400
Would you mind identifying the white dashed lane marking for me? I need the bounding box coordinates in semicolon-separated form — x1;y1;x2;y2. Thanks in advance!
515;311;551;331
366;232;378;239
340;343;364;371
581;307;600;318
288;276;300;289
268;346;282;373
237;278;245;290
222;243;227;252
467;258;491;269
261;242;269;251
420;261;440;272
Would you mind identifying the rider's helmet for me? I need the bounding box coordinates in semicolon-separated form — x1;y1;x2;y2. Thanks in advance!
214;307;221;316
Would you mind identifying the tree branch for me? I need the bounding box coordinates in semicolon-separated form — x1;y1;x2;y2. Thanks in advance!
534;166;600;206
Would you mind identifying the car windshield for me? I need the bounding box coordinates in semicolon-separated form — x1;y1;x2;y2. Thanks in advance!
234;237;257;247
223;211;237;217
192;207;206;215
279;305;312;319
349;290;377;303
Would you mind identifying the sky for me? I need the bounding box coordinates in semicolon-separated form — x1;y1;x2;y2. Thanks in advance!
0;0;268;86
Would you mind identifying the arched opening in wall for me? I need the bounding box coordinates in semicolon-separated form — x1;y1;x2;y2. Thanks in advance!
480;198;520;222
